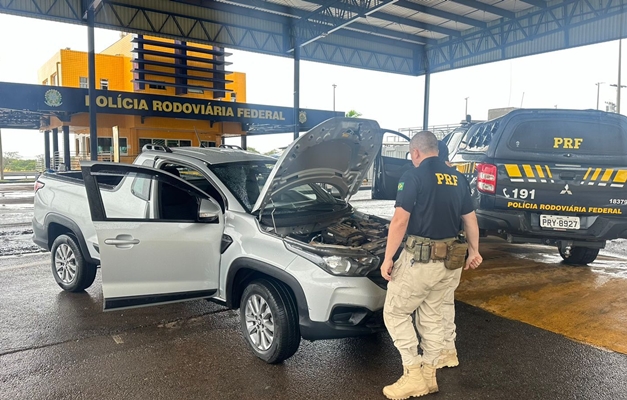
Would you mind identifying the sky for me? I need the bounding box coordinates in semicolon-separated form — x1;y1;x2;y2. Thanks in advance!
0;13;625;158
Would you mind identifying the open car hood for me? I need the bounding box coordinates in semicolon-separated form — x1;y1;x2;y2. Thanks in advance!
252;118;384;214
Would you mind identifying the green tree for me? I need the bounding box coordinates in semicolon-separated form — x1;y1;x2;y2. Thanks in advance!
246;146;260;154
345;110;362;118
2;152;37;172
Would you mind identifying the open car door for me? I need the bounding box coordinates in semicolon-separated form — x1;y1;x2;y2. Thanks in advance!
81;161;223;311
371;130;412;200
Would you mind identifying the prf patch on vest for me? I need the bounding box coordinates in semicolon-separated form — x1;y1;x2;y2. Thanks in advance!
435;173;458;186
398;182;405;191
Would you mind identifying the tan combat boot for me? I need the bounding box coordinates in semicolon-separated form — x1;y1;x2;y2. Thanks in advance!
383;364;430;399
436;349;459;369
421;364;438;393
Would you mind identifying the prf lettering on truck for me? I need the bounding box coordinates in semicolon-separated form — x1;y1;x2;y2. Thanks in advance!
553;138;583;149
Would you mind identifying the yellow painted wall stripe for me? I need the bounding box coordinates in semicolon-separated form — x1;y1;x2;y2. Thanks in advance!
505;164;523;178
544;165;553;179
522;164;535;178
583;167;592;180
614;170;627;183
601;169;614;182
591;168;602;181
535;165;545;178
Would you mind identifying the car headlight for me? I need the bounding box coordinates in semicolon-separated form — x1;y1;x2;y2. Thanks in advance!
285;239;380;277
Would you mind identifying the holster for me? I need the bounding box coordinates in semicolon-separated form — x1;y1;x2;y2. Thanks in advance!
444;239;468;270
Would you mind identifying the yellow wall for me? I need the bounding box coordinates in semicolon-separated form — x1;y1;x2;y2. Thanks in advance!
38;34;248;163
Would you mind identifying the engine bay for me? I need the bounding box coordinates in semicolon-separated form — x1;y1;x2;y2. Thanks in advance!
286;214;390;259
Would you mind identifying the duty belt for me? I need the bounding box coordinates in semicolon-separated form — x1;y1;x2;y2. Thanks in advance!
404;235;456;263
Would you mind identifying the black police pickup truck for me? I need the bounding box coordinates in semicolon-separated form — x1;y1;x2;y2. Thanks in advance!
373;109;627;265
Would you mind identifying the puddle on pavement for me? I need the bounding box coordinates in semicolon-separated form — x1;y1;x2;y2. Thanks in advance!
457;239;627;355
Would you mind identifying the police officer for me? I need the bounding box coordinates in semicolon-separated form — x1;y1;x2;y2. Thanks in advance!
381;131;482;399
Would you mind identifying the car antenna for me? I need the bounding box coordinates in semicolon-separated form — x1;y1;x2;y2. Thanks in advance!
194;126;204;147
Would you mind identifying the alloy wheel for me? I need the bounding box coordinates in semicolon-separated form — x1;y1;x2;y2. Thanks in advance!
245;294;275;352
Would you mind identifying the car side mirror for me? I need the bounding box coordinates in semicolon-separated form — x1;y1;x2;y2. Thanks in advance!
198;198;221;223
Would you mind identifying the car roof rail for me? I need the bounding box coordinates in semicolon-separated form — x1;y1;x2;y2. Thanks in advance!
219;144;244;150
142;144;173;153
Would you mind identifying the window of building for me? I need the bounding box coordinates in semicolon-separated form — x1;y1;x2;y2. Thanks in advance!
119;138;128;155
201;141;216;148
51;73;58;86
149;84;167;90
139;138;192;151
188;88;203;94
79;77;88;89
100;79;109;90
97;137;127;155
97;138;113;154
42;79;48;85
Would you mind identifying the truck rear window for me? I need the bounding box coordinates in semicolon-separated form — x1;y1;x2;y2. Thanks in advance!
508;120;626;155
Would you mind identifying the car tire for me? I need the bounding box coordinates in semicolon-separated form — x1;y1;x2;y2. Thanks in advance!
51;234;97;292
239;279;300;364
559;246;599;265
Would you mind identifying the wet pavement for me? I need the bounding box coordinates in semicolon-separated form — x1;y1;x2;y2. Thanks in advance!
1;183;627;399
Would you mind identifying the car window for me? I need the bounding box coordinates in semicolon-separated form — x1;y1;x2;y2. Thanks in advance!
158;162;225;211
210;161;338;212
507;119;626;155
460;122;498;153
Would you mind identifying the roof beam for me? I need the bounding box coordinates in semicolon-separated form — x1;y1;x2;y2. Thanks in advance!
518;0;548;8
344;23;433;44
304;0;462;37
394;0;487;29
369;12;462;37
448;0;516;19
296;0;400;48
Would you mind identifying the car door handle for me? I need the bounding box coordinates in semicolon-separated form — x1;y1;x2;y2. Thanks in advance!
104;238;140;247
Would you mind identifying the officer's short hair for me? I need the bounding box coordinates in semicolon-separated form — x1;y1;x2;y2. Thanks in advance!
409;131;438;154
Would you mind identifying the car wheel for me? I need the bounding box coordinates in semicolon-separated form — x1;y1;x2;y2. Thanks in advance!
239;279;300;364
559;246;599;265
51;234;97;292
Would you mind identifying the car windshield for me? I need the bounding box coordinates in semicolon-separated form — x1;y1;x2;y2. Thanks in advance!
210;161;340;213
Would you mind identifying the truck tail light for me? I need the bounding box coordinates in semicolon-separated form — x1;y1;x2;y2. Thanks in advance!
34;180;45;193
476;163;497;194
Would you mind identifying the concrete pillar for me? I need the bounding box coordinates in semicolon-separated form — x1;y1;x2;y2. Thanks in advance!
423;71;431;131
44;130;51;170
241;135;247;150
62;126;71;170
293;45;300;141
52;128;59;170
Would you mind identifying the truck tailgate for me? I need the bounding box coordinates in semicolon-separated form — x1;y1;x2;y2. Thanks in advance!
497;162;627;221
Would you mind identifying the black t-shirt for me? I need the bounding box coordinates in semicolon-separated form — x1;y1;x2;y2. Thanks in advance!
395;156;474;239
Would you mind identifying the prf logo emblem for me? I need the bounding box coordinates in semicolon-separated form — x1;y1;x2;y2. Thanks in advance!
299;111;307;124
44;89;63;107
397;182;404;191
560;184;572;195
553;138;583;149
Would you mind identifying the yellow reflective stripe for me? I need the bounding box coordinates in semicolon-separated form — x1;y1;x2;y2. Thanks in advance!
614;170;627;183
535;165;545;178
522;164;535;178
505;164;523;178
544;165;553;179
590;168;602;181
601;169;614;182
583;167;592;180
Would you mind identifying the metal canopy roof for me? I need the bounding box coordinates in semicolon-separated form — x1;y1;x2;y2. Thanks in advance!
0;0;625;76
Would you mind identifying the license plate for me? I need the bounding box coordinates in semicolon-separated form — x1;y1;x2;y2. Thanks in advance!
540;215;580;230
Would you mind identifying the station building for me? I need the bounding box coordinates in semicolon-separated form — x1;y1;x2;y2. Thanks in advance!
37;34;246;164
0;34;339;169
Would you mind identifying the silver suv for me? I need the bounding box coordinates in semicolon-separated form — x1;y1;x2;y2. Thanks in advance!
33;118;390;363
